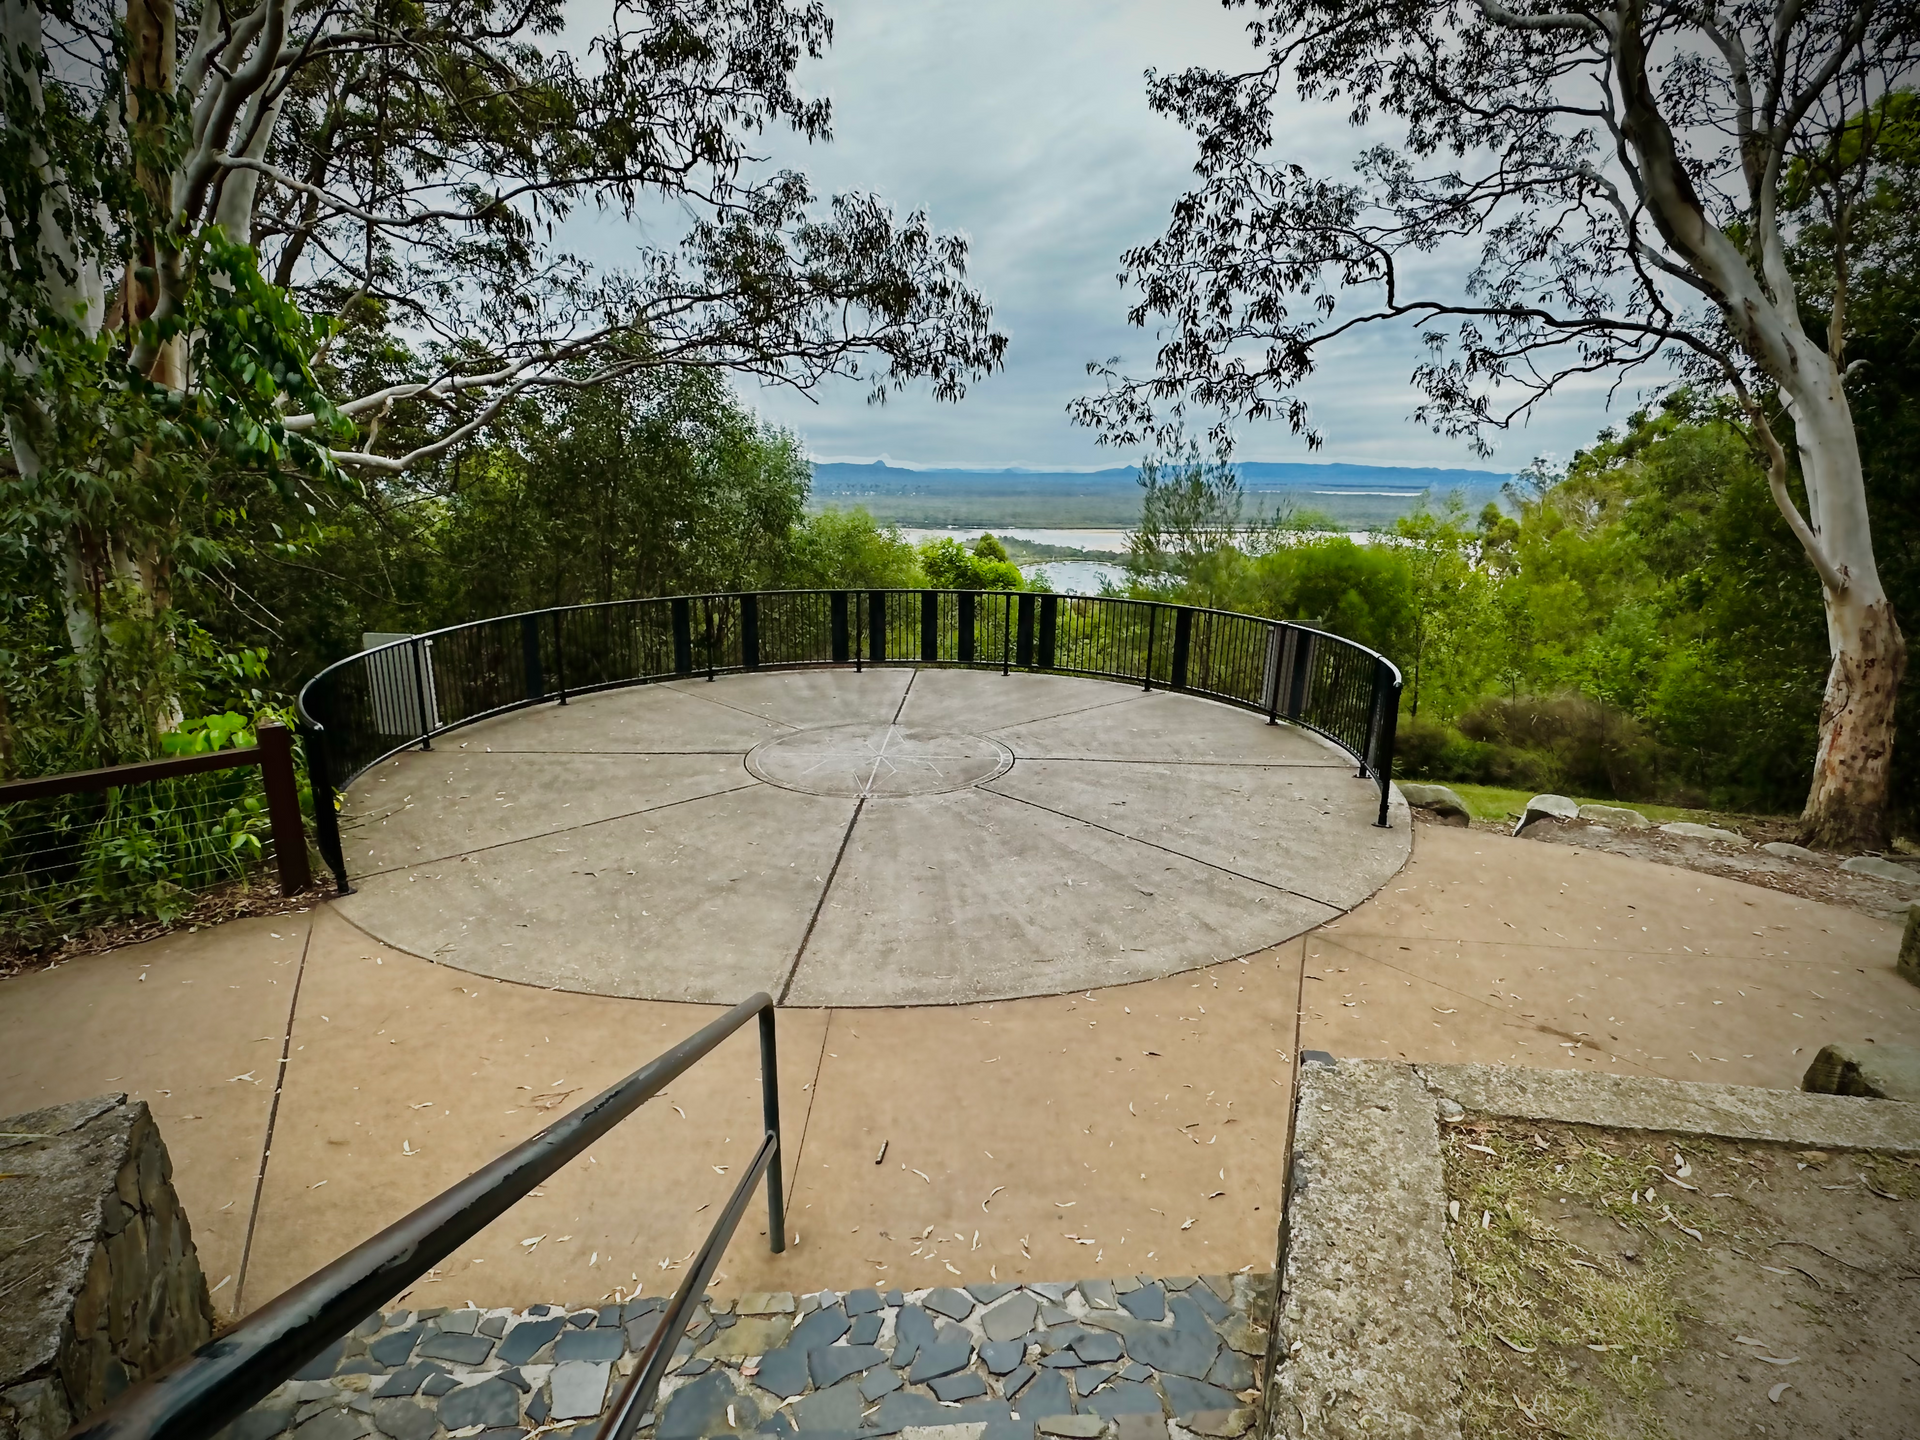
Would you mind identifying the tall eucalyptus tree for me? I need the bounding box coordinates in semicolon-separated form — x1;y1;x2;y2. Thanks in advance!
3;0;1003;707
1075;0;1916;846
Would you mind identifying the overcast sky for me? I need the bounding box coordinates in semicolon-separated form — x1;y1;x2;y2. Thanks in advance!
586;0;1651;472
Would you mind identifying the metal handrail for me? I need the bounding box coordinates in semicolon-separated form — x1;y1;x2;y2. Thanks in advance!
296;588;1405;894
67;994;786;1440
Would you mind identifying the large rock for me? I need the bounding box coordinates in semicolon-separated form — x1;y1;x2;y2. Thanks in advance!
1396;783;1471;826
1801;1042;1920;1103
1761;841;1818;861
1658;821;1751;848
1576;803;1650;829
1899;906;1920;990
1840;855;1920;885
1513;794;1577;835
0;1096;216;1440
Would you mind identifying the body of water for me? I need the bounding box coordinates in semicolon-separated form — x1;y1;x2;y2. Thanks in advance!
901;527;1129;595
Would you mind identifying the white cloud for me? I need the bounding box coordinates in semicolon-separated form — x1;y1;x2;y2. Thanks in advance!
565;0;1660;469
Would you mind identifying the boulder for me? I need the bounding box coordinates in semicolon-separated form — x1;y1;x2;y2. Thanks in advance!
1576;803;1651;829
1900;906;1920;990
1396;783;1471;827
1658;821;1751;848
1840;855;1920;885
1801;1042;1920;1103
1760;841;1818;861
1513;794;1578;835
0;1096;215;1440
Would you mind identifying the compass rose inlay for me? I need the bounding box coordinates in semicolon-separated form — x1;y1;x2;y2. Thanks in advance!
745;722;1014;798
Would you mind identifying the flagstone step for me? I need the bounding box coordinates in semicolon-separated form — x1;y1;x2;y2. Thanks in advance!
221;1275;1272;1440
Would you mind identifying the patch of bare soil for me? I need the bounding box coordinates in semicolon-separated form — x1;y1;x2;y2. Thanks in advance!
1443;1115;1920;1440
1432;810;1919;922
0;879;326;980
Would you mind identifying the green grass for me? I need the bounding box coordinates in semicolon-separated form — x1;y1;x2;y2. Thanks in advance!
1410;780;1767;828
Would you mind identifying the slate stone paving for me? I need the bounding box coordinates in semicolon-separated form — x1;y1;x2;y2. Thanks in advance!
218;1275;1271;1440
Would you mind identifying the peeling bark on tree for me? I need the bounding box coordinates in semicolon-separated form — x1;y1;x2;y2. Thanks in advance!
1805;597;1907;850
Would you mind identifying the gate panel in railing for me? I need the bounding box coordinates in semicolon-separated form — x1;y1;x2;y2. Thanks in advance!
298;590;1402;891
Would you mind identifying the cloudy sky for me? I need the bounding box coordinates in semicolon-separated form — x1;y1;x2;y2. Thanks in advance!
590;1;1651;472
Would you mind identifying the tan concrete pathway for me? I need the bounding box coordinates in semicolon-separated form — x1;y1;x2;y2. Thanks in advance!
2;824;1911;1328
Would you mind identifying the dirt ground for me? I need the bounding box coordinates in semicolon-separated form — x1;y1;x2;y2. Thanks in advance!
1442;1114;1920;1440
1434;810;1920;924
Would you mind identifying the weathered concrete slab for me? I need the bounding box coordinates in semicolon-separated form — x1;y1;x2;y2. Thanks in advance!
335;784;854;1003
990;692;1355;765
985;759;1404;910
1413;1060;1920;1150
329;671;1403;1006
1272;1058;1462;1439
340;750;755;873
785;785;1336;1005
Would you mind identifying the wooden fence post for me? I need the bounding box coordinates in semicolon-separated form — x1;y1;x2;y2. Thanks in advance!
256;721;312;896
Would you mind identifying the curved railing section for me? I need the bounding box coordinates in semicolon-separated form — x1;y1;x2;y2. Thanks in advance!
296;589;1403;891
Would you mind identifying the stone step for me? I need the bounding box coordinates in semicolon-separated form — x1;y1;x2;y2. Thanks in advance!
223;1275;1272;1440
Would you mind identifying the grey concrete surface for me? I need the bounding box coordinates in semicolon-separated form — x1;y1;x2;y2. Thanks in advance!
333;669;1408;1005
1413;1061;1920;1150
1272;1058;1463;1440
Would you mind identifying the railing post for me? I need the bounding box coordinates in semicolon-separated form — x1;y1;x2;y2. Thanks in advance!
1002;593;1012;675
1287;629;1314;719
958;592;976;664
408;637;434;749
921;590;939;661
830;591;850;663
296;722;351;894
551;611;568;705
256;721;311;897
1171;607;1192;691
671;598;693;675
1016;593;1035;669
1373;660;1403;828
868;591;886;664
520;614;544;701
758;1005;787;1253
742;593;761;670
1142;604;1156;691
1263;623;1284;725
1038;593;1057;669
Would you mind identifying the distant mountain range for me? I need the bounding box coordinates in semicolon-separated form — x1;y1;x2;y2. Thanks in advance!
809;459;1512;529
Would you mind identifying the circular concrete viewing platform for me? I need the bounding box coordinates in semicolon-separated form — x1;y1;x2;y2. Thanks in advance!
332;668;1409;1005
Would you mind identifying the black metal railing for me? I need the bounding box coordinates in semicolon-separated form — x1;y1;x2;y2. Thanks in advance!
296;589;1403;889
69;994;786;1440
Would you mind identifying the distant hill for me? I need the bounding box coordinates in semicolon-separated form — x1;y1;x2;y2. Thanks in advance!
809;459;1511;529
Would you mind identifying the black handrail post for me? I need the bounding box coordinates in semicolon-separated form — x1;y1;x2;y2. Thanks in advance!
759;1006;787;1253
854;592;864;674
551;610;568;705
830;591;850;663
705;599;717;682
1171;607;1192;691
1142;604;1156;692
1016;593;1035;669
1038;593;1057;669
920;590;938;661
520;614;544;701
1002;592;1011;676
296;723;352;894
957;592;976;664
671;598;694;676
408;637;433;750
868;590;886;665
1373;661;1403;828
1265;623;1284;726
742;593;761;670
